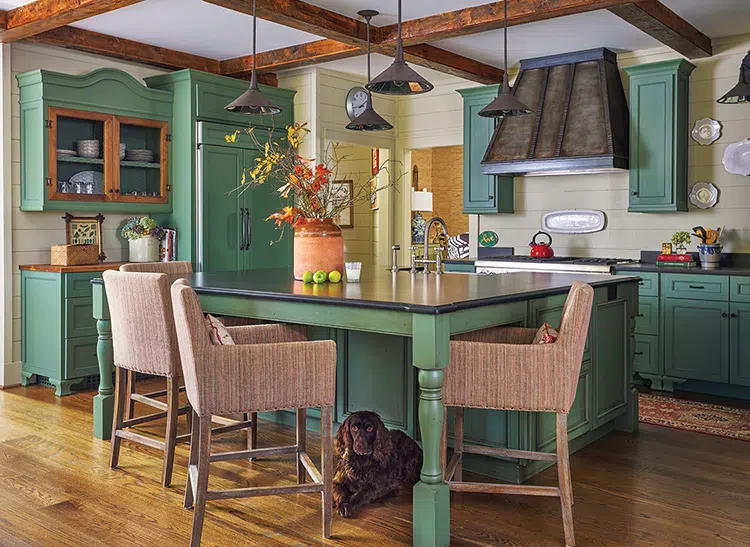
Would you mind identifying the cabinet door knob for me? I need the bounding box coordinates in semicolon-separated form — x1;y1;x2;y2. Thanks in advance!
631;191;638;196
722;312;729;318
731;313;738;318
636;313;644;318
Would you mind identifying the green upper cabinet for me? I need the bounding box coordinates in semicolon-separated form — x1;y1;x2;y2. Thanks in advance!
17;68;174;213
144;70;295;267
624;59;695;213
458;86;514;214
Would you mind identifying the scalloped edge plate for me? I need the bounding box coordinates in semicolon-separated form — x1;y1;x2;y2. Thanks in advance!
691;117;721;145
689;182;719;209
723;139;750;176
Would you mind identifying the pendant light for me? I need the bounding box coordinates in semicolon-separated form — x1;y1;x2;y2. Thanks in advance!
225;0;281;114
347;10;394;131
717;50;750;104
478;0;532;118
366;0;433;95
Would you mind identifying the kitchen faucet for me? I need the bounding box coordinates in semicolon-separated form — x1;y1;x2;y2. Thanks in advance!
410;217;448;275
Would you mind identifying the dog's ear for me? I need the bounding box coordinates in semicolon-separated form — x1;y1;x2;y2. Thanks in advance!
372;415;393;466
334;415;352;459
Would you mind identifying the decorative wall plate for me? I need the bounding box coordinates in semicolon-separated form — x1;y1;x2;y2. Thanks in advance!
691;117;721;145
723;139;750;176
689;182;719;209
541;209;606;234
478;230;499;247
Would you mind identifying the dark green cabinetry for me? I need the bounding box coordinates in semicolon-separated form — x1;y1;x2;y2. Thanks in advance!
730;303;750;387
624;60;695;213
458;86;514;214
144;70;295;269
21;268;107;396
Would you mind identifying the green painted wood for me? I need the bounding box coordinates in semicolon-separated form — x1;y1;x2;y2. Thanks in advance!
65;336;100;379
536;370;591;452
92;281;114;440
17;68;173;213
731;276;750;303
442;263;475;273
624;60;695;213
65;271;104;297
662;273;729;301
592;295;629;428
448;300;525;336
634;334;661;375
199;121;260;149
21;271;63;379
458;86;514;214
635;295;660;335
663;298;729;383
616;271;659;296
528;293;591;362
65;297;97;338
729;302;750;387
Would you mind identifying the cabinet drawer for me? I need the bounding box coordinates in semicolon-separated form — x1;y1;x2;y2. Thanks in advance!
65;297;97;338
64;336;100;379
634;334;660;375
635;296;659;335
65;272;101;298
618;271;659;296
731;277;750;303
662;273;729;301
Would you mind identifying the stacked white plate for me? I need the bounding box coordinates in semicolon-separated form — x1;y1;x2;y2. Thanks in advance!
57;149;77;157
125;148;155;162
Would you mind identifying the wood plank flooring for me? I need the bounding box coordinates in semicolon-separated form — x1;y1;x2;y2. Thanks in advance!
1;381;750;546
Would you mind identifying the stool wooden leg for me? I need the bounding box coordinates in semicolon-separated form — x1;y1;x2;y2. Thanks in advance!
556;413;575;547
189;415;212;547
162;377;179;488
321;406;333;539
109;367;127;469
440;406;448;479
296;409;306;484
184;410;200;509
247;412;257;460
125;370;136;421
454;407;464;482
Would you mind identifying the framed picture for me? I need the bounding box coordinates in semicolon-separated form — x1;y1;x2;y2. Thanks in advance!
63;213;106;262
371;148;380;176
330;180;354;229
370;177;379;211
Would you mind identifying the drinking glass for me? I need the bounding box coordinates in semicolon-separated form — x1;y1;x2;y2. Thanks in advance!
345;262;362;282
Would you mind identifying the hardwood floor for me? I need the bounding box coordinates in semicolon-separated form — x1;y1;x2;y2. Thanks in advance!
1;381;750;546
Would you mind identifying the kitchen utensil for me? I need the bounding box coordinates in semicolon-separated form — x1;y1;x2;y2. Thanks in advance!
76;140;100;158
529;231;554;258
541;209;606;234
692;226;707;244
689;182;719;209
716;225;725;245
691;117;721;145
705;229;719;245
69;170;104;194
722;139;750;176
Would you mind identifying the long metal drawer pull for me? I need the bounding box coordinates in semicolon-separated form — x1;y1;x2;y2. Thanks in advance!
688;285;705;289
634;351;644;355
246;210;252;248
240;208;247;250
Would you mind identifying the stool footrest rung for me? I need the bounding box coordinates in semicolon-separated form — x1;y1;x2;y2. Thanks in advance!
210;445;296;463
462;444;558;462
206;482;324;501
449;482;560;497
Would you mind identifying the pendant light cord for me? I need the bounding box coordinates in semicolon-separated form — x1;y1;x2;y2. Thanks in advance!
395;0;404;62
503;0;509;93
250;0;258;90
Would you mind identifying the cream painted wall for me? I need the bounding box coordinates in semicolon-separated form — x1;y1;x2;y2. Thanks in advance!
3;42;167;384
479;35;750;258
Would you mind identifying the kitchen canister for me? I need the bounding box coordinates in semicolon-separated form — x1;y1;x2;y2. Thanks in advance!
128;236;160;262
698;244;722;270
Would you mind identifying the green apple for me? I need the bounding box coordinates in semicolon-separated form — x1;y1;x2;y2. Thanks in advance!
301;271;314;284
313;270;328;284
328;270;342;283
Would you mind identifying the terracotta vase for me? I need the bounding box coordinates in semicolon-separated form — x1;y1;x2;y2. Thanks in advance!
293;218;344;280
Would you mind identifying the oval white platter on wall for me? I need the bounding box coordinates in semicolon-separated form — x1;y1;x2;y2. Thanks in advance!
541;210;607;234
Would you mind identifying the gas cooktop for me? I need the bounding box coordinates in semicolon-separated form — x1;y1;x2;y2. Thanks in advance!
481;256;639;266
474;256;640;274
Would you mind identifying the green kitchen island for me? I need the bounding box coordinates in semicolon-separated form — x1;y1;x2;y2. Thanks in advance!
91;269;640;547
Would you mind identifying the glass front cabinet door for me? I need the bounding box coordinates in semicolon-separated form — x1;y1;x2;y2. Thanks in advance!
47;107;170;207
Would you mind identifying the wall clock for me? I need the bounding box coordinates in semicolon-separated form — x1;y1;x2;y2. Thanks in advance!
345;87;369;121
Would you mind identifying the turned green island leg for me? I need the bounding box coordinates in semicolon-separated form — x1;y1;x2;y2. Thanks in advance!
92;282;114;440
412;313;451;547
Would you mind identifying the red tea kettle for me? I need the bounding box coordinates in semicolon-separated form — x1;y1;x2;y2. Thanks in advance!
529;231;554;258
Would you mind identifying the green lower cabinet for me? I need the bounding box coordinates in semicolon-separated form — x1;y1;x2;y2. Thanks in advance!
536;369;592;453
21;269;103;396
634;334;661;375
592;295;630;428
730;302;750;387
663;298;730;383
443;263;475;274
635;296;659;335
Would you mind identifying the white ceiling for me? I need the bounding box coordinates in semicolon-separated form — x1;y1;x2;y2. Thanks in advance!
0;0;749;72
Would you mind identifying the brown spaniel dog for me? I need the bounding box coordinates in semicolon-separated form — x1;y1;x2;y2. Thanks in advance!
333;411;422;518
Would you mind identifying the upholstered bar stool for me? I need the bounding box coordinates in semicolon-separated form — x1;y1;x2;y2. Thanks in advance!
442;281;594;547
171;281;336;546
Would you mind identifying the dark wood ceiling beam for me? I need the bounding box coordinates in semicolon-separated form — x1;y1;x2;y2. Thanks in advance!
221;39;360;75
0;10;7;31
608;1;712;58
0;0;144;43
203;0;369;47
402;44;504;84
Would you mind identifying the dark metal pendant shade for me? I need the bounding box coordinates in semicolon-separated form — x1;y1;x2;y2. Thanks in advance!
717;50;750;104
478;0;531;118
346;102;394;131
225;0;282;115
366;0;433;96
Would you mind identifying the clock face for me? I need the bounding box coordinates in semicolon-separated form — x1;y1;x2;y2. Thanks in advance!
346;87;369;121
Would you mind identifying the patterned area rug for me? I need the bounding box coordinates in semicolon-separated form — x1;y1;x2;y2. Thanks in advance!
639;393;750;441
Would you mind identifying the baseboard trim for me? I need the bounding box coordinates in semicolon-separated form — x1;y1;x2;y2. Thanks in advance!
1;360;21;388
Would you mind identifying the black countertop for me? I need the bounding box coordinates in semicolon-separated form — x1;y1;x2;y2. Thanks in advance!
95;269;640;315
614;263;750;276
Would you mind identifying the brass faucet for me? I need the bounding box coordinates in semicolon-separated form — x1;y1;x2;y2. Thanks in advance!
410;217;448;275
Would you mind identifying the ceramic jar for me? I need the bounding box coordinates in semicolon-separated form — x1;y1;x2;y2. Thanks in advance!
128;236;160;262
293;218;344;280
698;244;723;270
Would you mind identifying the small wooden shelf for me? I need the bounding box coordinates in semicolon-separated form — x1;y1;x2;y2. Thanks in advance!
120;160;160;169
57;156;104;165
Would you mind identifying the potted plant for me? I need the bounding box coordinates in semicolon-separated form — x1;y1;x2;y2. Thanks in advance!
121;216;165;262
671;231;691;255
229;123;396;279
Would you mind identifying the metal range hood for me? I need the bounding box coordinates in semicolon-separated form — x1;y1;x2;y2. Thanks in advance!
482;48;629;177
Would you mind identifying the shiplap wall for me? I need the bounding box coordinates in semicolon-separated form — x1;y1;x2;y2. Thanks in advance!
333;142;375;265
479;35;750;258
8;43;166;369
